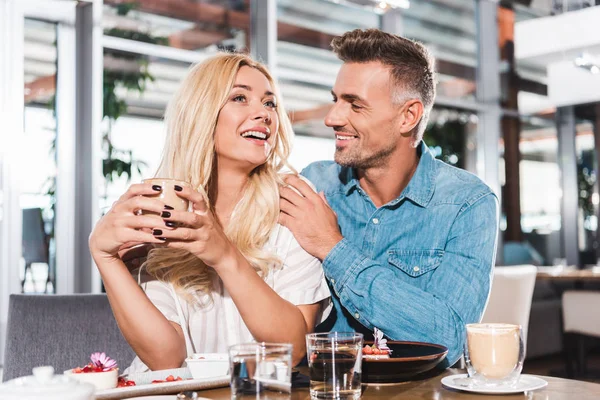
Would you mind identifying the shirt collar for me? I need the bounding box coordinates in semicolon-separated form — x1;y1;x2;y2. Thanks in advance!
340;141;437;208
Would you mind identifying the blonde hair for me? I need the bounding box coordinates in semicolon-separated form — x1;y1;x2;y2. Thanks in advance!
143;53;294;300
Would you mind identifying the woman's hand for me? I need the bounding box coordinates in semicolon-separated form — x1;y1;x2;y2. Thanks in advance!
89;183;172;263
153;185;237;269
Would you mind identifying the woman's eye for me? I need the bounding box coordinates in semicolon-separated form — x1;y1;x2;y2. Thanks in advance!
233;95;246;102
265;100;277;108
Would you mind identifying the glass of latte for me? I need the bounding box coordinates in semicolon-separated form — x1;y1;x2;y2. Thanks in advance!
464;323;524;388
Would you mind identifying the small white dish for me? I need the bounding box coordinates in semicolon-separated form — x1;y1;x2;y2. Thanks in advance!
185;353;229;379
64;368;118;390
441;373;548;394
127;396;212;400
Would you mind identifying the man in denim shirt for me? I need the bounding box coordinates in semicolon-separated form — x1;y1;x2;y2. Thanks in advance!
279;29;499;367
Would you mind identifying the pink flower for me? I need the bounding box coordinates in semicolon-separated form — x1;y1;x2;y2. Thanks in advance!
373;327;392;353
90;352;117;371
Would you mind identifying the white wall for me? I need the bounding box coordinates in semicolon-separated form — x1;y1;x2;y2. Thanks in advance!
288;135;335;172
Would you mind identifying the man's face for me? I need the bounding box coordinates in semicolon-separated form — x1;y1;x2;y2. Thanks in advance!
325;61;403;169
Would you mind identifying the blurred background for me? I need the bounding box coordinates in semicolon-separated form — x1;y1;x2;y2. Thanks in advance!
2;0;600;377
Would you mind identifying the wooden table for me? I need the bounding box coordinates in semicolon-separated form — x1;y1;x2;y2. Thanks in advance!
536;266;600;282
195;368;600;400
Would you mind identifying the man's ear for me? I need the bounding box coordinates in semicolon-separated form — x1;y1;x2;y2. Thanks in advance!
397;99;424;138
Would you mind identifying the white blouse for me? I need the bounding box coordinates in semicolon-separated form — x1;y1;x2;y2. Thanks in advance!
125;224;331;373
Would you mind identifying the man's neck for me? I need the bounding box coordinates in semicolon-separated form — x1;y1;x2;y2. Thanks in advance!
356;146;420;208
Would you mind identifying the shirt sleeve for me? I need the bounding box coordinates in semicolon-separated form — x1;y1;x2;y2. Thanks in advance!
141;280;181;326
323;193;499;366
271;226;332;325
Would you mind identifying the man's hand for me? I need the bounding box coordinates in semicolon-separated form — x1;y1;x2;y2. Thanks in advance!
279;175;343;260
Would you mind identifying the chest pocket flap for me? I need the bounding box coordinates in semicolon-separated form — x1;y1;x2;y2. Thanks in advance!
388;249;444;277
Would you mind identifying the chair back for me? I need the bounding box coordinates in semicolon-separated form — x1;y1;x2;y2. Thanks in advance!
481;265;538;340
502;241;543;266
562;290;600;337
2;294;135;382
22;208;49;264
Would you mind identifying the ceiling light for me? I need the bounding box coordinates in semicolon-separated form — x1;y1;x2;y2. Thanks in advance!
384;0;410;9
573;53;600;74
325;0;409;12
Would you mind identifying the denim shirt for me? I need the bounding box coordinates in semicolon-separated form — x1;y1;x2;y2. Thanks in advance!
301;141;499;367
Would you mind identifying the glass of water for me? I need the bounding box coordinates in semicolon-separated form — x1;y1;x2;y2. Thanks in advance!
229;342;293;399
306;332;363;400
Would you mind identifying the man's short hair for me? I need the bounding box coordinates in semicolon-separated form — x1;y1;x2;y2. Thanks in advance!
331;28;436;144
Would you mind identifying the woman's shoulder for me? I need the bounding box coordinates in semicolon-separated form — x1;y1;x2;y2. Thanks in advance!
269;223;321;269
141;279;174;293
277;173;318;193
267;223;295;249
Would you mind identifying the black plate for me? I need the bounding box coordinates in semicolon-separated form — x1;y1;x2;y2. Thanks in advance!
362;341;448;383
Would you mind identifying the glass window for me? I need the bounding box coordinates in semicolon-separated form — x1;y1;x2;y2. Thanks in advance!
404;0;477;102
102;49;192;210
501;3;564;265
575;114;598;265
101;115;167;210
22;19;58;293
516;115;562;265
103;1;248;51
277;0;477;148
424;107;477;169
513;4;552;116
276;0;376;137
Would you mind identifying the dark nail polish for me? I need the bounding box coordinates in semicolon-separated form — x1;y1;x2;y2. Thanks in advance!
153;229;163;236
164;205;174;210
158;237;167;241
165;221;177;228
152;185;162;191
174;185;183;192
161;211;171;218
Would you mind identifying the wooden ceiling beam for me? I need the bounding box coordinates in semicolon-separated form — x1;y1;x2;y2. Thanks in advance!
168;26;232;50
24;74;56;103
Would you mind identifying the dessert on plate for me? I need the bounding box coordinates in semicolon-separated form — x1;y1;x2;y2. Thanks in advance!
65;352;119;390
363;328;392;360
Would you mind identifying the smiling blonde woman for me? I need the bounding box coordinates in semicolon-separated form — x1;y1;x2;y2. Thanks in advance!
88;53;331;372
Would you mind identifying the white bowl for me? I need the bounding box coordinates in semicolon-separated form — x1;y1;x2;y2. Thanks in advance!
185;353;229;379
63;368;118;390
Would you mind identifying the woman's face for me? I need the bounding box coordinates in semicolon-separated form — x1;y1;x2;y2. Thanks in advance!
214;66;279;172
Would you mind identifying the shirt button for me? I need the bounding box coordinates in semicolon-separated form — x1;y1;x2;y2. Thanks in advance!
413;266;420;272
330;278;335;284
372;218;380;224
354;312;360;320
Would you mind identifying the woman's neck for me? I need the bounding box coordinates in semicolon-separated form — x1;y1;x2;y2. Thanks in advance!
210;167;249;227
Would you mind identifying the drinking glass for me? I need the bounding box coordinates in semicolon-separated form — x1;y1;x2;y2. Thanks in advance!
229;343;293;399
464;323;525;387
306;332;363;400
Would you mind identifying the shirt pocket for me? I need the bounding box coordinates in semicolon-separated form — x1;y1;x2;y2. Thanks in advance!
388;249;444;278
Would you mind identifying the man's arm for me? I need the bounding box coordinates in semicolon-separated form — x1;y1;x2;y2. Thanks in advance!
326;194;498;364
280;174;499;365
